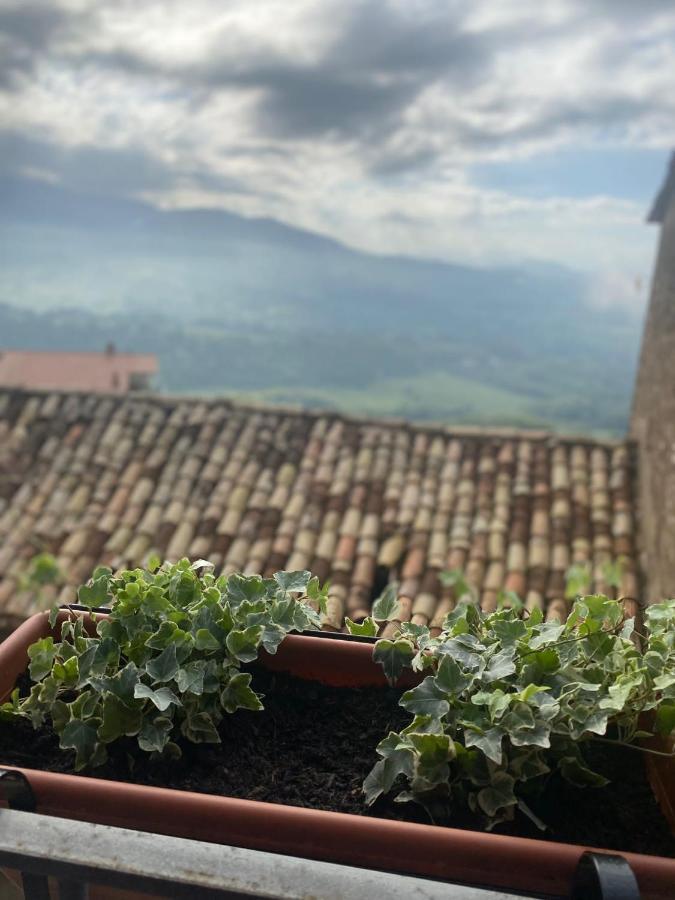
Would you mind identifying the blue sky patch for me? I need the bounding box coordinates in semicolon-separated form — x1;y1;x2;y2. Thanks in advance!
470;147;671;205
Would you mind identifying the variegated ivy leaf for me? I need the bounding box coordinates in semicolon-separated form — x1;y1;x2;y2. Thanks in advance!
509;748;550;782
77;575;112;609
273;570;312;594
464;727;505;765
515;684;551;704
401;677;451;718
482;647;517;683
146;621;183;650
181;711;221;744
407;732;455;768
28;637;58;682
509;722;551;749
138;716;174;753
145;643;179;683
598;673;644;712
373;638;415;686
225;625;264;663
90;662;140;705
372;582;400;621
306;575;329;614
435;655;473;696
345;616;378;637
194;628;221;651
437;635;484;671
175;660;206;695
134;683;181;712
486;689;511;721
260;622;288;654
568;706;609;740
399;622;432;647
60;717;103;770
363;733;416;805
559;756;609;788
220;672;263;714
528;622;566;650
411;650;436;673
98;695;143;743
52;655;79;688
477;771;517;818
493;618;527;646
402;714;444;735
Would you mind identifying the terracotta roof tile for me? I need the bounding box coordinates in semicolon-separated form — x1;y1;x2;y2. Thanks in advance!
0;389;641;629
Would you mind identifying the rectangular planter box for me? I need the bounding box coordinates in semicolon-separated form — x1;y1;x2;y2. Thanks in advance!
1;611;674;899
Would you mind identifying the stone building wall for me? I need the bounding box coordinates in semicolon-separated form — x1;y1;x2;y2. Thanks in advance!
631;159;675;602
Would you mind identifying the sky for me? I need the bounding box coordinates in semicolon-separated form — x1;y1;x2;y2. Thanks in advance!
0;0;674;309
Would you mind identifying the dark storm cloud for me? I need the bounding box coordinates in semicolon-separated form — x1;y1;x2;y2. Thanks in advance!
0;2;90;88
248;66;420;139
243;1;488;140
77;2;488;146
367;146;440;178
0;3;66;46
31;1;477;156
60;0;671;174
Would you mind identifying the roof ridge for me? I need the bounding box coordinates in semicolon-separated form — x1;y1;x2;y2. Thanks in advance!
0;386;627;447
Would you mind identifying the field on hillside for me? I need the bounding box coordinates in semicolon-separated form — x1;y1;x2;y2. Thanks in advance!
223;373;615;437
0;300;636;436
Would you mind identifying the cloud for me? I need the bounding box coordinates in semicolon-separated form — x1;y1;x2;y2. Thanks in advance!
0;0;672;286
0;129;253;201
245;2;488;140
0;1;91;87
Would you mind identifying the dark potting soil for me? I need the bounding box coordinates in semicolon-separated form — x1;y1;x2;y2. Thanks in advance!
1;666;673;858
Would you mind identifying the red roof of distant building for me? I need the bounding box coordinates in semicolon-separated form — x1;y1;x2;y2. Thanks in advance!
0;349;158;394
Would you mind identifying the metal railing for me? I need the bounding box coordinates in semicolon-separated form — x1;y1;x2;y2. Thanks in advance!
0;806;516;898
0;768;641;900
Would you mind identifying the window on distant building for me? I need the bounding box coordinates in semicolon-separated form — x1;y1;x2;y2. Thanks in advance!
129;372;151;391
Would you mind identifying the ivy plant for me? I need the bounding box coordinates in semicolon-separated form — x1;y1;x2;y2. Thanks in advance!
1;559;328;770
361;594;675;830
18;552;64;609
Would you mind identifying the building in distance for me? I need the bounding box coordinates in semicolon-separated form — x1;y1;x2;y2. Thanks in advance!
0;344;158;394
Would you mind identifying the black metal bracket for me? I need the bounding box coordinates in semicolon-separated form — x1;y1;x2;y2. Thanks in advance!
0;768;36;813
571;851;641;899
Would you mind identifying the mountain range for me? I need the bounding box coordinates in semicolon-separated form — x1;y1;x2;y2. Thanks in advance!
0;175;644;434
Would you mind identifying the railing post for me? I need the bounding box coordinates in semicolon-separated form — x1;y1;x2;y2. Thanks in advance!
57;880;89;900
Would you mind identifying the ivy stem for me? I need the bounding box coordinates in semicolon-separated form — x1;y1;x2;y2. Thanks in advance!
515;624;622;661
590;736;675;758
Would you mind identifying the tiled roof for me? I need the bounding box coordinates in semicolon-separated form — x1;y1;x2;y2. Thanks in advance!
0;350;158;394
0;389;639;632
